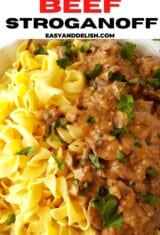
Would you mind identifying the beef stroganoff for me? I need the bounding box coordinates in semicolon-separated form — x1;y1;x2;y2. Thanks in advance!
0;39;160;235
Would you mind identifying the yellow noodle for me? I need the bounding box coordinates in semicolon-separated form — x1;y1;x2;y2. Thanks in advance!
0;39;93;235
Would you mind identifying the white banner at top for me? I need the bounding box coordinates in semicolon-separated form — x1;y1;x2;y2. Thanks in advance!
0;0;160;43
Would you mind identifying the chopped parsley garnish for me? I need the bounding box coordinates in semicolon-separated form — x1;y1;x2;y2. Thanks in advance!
68;177;80;188
91;193;123;228
146;168;158;177
82;182;91;191
80;41;91;52
151;68;160;80
68;178;90;195
60;40;91;59
56;58;70;69
120;42;136;60
33;44;47;55
51;152;65;170
60;40;70;46
148;68;160;89
140;193;159;206
111;127;140;148
89;153;104;169
51;124;61;141
116;151;125;163
65;44;73;57
52;117;68;130
86;64;103;80
58;117;68;127
111;127;128;137
15;146;36;156
51;118;67;141
60;40;74;57
93;81;98;90
6;213;16;225
148;78;160;89
128;130;138;140
108;71;126;82
108;71;137;86
134;141;142;148
126;81;137;86
86;115;95;124
118;94;134;124
97;187;107;197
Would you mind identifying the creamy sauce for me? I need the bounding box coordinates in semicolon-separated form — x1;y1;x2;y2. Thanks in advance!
44;40;160;235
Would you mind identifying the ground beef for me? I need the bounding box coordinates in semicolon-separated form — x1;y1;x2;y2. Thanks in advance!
43;40;160;235
75;40;160;235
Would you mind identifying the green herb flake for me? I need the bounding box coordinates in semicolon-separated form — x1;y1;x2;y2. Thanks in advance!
51;152;65;170
91;194;123;228
86;115;95;125
51;117;68;137
33;44;47;55
15;146;36;156
116;151;125;163
148;68;160;89
50;123;61;141
97;187;107;197
59;117;68;126
108;71;137;87
6;213;16;225
126;81;137;86
93;81;98;90
64;42;74;57
148;78;160;89
134;141;142;148
146;168;158;177
86;64;103;80
111;127;128;137
60;40;70;46
152;68;160;78
56;58;70;69
60;40;74;57
108;71;126;82
118;94;134;124
82;182;91;190
68;177;80;188
120;42;136;60
80;42;91;52
65;44;73;57
128;130;138;140
89;153;104;169
141;193;159;206
111;127;138;142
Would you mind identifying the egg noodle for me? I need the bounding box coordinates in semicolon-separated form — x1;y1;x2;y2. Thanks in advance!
0;40;95;235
